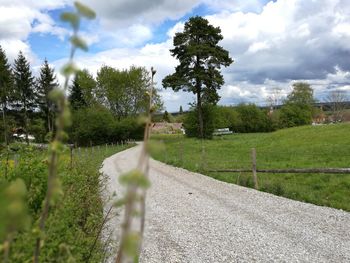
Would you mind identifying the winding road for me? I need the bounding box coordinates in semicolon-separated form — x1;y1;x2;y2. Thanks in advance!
100;145;350;263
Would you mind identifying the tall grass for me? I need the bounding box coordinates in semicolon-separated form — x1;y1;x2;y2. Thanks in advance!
152;123;350;211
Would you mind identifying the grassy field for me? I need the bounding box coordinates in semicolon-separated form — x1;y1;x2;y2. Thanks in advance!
0;143;132;262
151;123;350;211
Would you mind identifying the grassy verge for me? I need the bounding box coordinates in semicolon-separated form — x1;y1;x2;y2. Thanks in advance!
151;123;350;211
0;143;132;262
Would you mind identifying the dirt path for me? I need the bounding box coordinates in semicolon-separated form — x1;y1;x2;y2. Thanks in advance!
100;145;350;263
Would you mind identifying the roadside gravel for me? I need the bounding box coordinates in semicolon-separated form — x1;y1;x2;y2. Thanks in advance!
100;145;350;262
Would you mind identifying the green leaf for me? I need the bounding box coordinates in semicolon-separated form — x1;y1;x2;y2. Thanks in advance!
119;170;150;189
122;232;140;258
61;62;78;77
114;198;126;207
74;2;96;19
60;12;80;30
70;36;88;51
49;88;65;102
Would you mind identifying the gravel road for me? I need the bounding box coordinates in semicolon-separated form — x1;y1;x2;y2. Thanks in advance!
100;145;350;263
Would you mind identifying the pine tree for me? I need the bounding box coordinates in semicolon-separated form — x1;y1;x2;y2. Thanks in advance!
69;74;87;110
163;16;233;138
13;51;35;144
36;59;58;132
0;46;14;145
179;105;183;114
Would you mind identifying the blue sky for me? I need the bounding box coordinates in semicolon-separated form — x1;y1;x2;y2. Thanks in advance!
0;0;349;112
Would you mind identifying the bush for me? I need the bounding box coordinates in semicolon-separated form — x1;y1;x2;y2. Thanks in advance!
213;106;240;130
29;118;46;143
183;105;215;139
69;106;116;146
279;104;312;128
113;117;145;141
234;104;272;132
69;107;145;146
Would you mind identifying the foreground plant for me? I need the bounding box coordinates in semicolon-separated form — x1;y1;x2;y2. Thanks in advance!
33;3;96;262
115;68;157;263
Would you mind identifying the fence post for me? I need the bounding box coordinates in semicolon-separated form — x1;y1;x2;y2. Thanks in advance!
251;148;258;189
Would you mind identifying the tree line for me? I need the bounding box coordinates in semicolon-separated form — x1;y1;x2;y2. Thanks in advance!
162;16;348;139
0;46;162;146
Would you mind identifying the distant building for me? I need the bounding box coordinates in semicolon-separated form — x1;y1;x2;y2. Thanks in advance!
151;122;184;134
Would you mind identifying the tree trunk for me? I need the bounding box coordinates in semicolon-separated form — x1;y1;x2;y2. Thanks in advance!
196;90;204;139
2;104;8;145
23;102;29;145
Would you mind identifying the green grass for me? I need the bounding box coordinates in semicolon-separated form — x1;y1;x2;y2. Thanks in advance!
151;123;350;211
0;143;132;262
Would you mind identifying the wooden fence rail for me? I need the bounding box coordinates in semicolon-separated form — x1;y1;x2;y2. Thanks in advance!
207;148;350;190
208;168;350;174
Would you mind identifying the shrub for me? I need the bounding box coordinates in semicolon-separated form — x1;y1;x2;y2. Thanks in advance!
183;105;215;139
279;104;312;128
234;104;272;132
69;106;116;146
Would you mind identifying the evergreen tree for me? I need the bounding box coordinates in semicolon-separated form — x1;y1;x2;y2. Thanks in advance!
179;105;183;114
13;51;35;144
163;110;170;122
69;74;87;110
36;59;58;133
0;46;14;145
163;16;233;138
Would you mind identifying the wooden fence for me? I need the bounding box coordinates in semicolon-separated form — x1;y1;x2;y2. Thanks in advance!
208;148;350;190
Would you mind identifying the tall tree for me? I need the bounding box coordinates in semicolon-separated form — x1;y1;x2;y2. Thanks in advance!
179;105;183;114
96;65;163;119
36;59;58;133
68;70;95;110
326;90;348;122
280;82;315;127
163;16;233;138
13;51;35;144
69;75;87;110
285;82;315;107
0;46;14;145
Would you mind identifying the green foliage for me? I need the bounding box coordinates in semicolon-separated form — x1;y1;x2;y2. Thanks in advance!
119;170;150;189
114;117;145;141
0;143;132;261
279;103;312;127
70;36;88;51
152;123;350;211
69;75;87;110
179;105;183;114
69;107;145;146
96;65;162;119
13;51;36;144
285;82;315;106
74;2;96;19
36;59;58;133
0;46;14;111
70;106;116;145
279;82;315;128
234;104;272;132
162;110;174;123
163;16;233;138
69;69;96;110
183;105;215;139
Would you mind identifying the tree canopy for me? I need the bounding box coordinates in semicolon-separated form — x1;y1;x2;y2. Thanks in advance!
13;51;35;144
163;16;233;138
36;59;58;132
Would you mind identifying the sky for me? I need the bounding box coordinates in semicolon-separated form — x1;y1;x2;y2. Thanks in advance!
0;0;349;112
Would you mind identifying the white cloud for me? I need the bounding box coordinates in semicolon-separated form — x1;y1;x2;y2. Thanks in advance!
0;0;68;62
2;0;350;111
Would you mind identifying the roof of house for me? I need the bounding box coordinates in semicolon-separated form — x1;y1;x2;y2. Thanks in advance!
152;122;183;130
